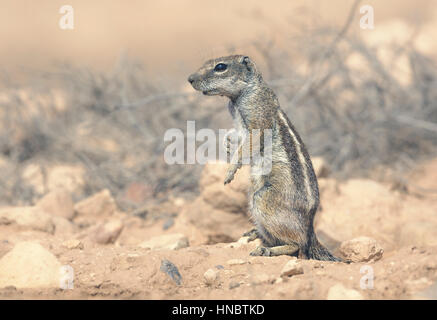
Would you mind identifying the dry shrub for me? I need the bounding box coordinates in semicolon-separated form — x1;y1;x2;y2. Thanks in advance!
1;26;436;209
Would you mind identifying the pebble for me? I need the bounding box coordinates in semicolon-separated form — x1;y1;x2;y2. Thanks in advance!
203;268;219;286
227;259;247;266
0;242;62;288
340;237;384;263
160;259;182;285
62;239;84;250
93;220;124;244
280;259;304;277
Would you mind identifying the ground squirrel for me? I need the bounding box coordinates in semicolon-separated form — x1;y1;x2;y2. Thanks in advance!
188;55;340;261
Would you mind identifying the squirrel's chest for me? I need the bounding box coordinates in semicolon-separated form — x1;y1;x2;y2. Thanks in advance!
228;102;247;133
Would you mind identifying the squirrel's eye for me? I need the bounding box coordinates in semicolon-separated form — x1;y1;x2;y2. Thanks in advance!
214;63;228;72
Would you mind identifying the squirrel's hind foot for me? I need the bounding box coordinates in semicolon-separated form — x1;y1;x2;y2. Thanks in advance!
250;244;299;257
250;246;271;256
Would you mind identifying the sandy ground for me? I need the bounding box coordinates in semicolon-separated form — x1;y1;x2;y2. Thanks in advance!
1;159;437;300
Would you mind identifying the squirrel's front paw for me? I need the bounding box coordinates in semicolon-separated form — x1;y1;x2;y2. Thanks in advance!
242;229;259;241
224;171;235;185
223;129;239;157
250;246;271;257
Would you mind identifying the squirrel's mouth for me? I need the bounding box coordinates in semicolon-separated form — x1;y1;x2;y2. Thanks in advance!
202;89;219;96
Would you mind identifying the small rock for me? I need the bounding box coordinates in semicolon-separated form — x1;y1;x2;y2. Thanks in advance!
327;284;364;300
237;236;250;244
0;207;55;234
281;259;303;277
252;238;263;247
36;189;75;220
173;197;185;207
122;182;153;205
229;281;240;289
46;165;85;194
62;239;84;250
199;162;250;213
227;259;246;266
74;189;117;219
93;220;124;244
340;237;384;263
0;240;13;260
275;277;284;284
139;233;189;250
21;164;46;195
52;216;77;236
215;265;224;270
160;259;182;285
203;268;219;286
0;242;62;288
162;218;174;230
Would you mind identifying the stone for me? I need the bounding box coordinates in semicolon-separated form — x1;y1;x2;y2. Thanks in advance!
237;236;250;244
62;239;84;250
162;218;174;230
227;259;247;266
0;207;54;234
122;182;153;205
74;189;117;219
160;259;182;285
0;242;62;288
173;196;251;246
203;268;219;286
315;179;399;248
173;197;185;207
340;237;384;263
21;164;45;195
93;220;124;244
46;165;85;194
139;233;189;250
274;277;284;284
36;189;75;220
280;259;303;277
52;216;77;235
327;284;364;300
202;183;248;214
199;161;250;213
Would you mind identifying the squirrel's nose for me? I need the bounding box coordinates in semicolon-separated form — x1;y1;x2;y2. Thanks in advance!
188;74;196;84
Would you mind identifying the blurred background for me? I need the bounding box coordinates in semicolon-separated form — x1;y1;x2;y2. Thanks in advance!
1;0;437;211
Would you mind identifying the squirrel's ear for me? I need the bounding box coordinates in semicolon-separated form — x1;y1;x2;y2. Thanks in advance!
241;56;257;73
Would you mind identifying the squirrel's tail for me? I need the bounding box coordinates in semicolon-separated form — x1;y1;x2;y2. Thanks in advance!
306;232;342;262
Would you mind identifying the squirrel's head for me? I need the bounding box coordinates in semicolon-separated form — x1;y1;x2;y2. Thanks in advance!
188;55;261;99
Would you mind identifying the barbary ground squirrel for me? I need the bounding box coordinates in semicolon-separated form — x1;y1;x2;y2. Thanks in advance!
188;55;340;261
